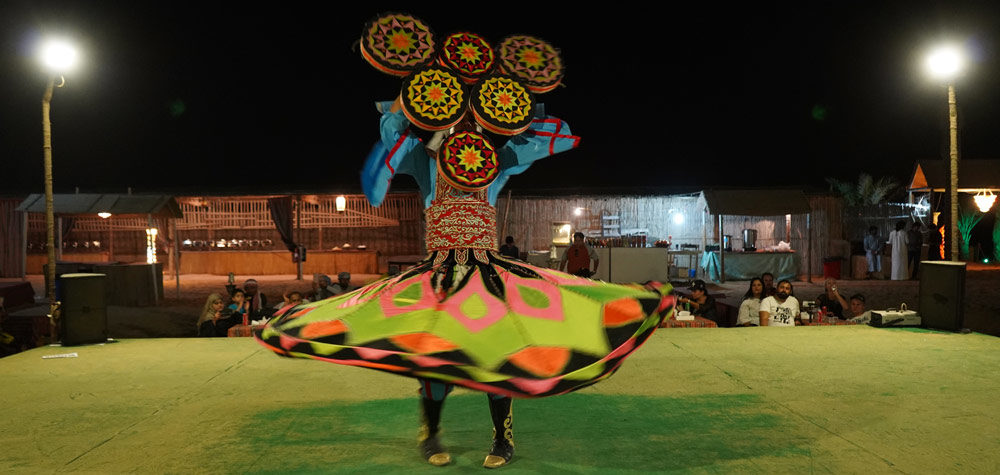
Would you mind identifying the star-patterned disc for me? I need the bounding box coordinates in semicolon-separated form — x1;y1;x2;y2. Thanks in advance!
471;74;535;136
400;66;468;131
360;13;436;77
497;35;563;93
438;131;499;191
437;32;496;84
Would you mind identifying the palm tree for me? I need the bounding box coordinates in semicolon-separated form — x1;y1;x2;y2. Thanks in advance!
826;173;899;207
957;204;984;260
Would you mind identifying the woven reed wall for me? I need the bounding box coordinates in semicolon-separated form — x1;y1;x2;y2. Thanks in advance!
0;198;26;277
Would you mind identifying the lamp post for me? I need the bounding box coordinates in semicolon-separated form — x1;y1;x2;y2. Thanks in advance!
925;45;964;261
39;39;78;333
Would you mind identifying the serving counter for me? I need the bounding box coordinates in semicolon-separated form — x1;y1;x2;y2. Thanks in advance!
700;251;799;282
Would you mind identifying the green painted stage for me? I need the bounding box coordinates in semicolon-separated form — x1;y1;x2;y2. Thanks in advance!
2;327;998;474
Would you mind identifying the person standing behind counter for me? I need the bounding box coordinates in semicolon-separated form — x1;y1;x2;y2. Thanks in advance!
560;232;599;277
759;280;800;326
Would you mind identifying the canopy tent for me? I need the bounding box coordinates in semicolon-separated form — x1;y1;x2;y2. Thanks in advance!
16;193;182;218
16;194;183;302
696;189;814;283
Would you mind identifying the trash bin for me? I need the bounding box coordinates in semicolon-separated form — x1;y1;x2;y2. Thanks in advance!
822;257;843;279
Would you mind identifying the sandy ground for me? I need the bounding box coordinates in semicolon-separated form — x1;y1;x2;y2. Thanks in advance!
3;328;1000;473
3;264;998;339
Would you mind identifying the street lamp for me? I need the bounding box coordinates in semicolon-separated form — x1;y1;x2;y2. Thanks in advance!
925;45;964;261
39;38;79;332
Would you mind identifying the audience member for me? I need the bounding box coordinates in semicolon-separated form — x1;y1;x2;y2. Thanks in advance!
847;293;872;324
907;222;923;279
815;279;849;318
197;293;227;337
499;236;520;260
864;226;883;279
312;274;335;300
241;279;269;318
677;279;718;324
228;289;249;325
331;272;356;295
275;291;306;311
888;220;909;281
560;232;599;277
759;280;800;326
736;278;765;326
761;272;777;297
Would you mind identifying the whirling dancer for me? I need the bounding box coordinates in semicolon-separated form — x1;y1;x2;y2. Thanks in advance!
256;13;675;468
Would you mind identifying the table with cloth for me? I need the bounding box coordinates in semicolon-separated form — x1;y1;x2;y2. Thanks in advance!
700;251;800;282
659;316;718;328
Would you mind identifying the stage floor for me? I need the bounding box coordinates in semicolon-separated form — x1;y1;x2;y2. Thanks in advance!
2;327;998;473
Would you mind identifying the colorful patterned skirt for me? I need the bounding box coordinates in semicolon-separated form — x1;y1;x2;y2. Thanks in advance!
255;249;673;398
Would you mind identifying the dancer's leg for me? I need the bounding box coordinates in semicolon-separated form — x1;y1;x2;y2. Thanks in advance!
418;379;453;466
483;393;514;469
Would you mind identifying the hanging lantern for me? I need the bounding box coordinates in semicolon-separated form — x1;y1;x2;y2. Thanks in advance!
973;190;996;212
97;212;112;219
336;195;347;212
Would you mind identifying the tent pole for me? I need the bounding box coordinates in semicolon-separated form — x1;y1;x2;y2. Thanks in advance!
21;212;28;279
173;219;181;299
807;212;813;283
701;209;707;278
296;197;303;281
55;216;63;261
718;214;725;283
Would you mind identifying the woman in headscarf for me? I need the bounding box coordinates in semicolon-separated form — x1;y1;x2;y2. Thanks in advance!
197;293;226;337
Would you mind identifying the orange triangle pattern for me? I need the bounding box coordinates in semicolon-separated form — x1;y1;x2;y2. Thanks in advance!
509;346;570;378
390;332;460;353
602;298;644;326
300;320;348;339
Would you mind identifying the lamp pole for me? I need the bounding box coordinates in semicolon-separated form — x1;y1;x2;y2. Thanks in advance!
39;39;78;341
946;83;959;261
925;45;964;262
42;76;57;330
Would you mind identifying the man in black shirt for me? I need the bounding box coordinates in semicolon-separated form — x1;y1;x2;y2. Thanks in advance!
815;279;849;318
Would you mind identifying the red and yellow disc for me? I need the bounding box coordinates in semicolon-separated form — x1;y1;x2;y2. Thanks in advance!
437;131;499;191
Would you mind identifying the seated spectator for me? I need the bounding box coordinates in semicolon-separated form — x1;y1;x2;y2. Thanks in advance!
736;278;765;326
312;274;336;301
197;293;227;337
331;272;356;295
228;289;249;325
677;279;718;324
241;279;269;319
759;280;800;326
761;272;777;297
499;236;520;260
848;293;872;324
815;279;849;318
274;291;306;311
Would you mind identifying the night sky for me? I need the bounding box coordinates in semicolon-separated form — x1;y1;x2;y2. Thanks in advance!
2;2;1000;196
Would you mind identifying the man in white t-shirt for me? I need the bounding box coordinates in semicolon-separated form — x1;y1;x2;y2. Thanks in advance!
759;280;800;326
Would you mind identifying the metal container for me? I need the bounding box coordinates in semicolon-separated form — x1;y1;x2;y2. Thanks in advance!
723;234;732;252
742;229;758;251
